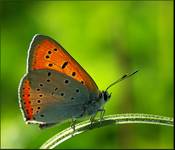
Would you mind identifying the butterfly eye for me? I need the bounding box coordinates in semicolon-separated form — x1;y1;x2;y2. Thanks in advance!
40;114;44;117
103;92;108;101
54;48;57;51
37;100;41;103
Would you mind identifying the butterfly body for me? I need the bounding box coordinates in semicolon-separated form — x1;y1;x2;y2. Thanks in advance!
19;34;111;128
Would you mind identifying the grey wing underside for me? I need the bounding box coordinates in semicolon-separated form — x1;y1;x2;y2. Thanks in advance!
20;69;93;127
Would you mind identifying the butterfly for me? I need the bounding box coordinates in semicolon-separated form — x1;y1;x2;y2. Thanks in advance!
18;34;138;129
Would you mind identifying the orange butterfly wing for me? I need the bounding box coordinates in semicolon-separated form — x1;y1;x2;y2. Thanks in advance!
27;34;99;94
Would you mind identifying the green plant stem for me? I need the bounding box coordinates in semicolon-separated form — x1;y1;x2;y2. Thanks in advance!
40;113;173;149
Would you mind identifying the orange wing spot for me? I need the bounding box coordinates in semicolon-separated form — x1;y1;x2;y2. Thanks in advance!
22;80;33;120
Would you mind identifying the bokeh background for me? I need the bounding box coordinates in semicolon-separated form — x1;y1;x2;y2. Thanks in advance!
1;1;173;149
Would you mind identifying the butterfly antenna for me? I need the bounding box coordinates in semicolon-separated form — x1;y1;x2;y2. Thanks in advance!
105;70;139;91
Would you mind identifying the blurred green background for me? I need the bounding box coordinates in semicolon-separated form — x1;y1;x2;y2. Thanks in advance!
1;1;173;149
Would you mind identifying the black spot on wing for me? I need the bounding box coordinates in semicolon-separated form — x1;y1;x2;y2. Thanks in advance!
61;61;68;69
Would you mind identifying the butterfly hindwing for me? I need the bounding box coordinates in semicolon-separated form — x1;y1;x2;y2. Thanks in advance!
27;34;99;95
19;69;90;125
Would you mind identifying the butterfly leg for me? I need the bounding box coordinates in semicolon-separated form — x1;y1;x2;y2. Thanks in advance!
98;108;105;122
70;118;76;133
89;113;98;127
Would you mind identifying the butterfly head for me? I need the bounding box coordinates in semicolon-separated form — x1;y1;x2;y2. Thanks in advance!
99;91;111;105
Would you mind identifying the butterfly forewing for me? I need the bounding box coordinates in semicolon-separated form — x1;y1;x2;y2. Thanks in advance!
28;34;99;95
19;69;90;124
